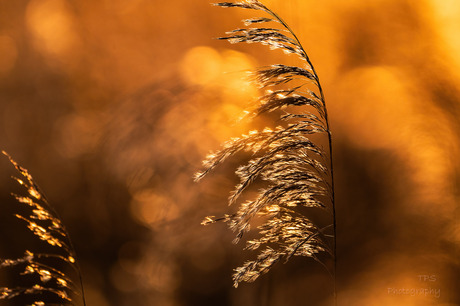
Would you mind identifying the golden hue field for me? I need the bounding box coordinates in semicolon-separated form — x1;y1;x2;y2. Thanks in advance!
0;1;458;305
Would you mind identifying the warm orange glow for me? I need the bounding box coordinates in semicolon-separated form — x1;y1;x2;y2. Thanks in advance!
427;0;460;76
26;0;80;60
333;66;415;150
0;35;17;76
130;189;178;228
55;113;103;159
181;46;223;86
180;47;259;142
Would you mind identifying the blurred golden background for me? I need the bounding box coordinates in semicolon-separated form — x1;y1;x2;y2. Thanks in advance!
0;0;458;305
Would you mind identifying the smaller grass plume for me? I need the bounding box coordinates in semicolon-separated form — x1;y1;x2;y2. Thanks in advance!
0;151;86;306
